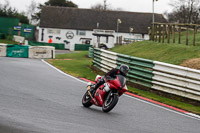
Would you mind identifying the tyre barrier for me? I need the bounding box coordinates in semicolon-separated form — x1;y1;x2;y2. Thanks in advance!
90;48;200;102
0;44;55;59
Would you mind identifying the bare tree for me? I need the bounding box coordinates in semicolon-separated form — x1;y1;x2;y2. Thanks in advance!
91;3;123;11
26;0;38;25
166;0;200;24
91;3;104;10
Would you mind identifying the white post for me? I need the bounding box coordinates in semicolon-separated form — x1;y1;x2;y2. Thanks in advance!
117;20;119;44
152;0;158;41
116;19;122;44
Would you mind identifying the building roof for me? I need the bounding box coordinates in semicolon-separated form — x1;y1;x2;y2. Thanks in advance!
40;6;167;34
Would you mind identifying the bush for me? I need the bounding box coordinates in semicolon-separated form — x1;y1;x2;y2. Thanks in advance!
0;33;6;39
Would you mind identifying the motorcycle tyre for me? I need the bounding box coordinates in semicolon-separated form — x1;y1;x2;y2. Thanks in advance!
102;93;119;113
82;91;93;107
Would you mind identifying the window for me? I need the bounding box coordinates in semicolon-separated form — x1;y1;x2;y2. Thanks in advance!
76;30;86;36
47;29;61;34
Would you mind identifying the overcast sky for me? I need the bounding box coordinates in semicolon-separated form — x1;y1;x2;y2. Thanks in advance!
0;0;173;14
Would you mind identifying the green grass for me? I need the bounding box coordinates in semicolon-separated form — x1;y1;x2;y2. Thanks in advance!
48;51;97;80
0;39;17;44
153;30;200;46
48;51;200;115
165;31;200;46
111;41;200;65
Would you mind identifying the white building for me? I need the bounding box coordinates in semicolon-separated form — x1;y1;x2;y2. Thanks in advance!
39;6;166;51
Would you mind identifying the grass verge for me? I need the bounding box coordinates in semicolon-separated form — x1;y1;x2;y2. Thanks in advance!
0;39;17;44
47;51;103;80
111;41;200;65
47;51;200;115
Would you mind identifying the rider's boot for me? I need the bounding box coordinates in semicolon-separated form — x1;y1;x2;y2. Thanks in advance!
89;78;105;97
89;84;96;97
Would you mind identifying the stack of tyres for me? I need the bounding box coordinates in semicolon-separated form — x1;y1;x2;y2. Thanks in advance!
7;44;29;58
0;43;7;57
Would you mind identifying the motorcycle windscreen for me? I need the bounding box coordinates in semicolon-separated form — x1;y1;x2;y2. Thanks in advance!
117;75;126;88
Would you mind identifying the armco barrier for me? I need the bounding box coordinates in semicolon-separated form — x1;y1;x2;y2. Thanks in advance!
88;47;94;58
29;46;55;59
0;43;7;57
92;48;154;88
117;54;154;88
152;61;200;101
90;48;200;101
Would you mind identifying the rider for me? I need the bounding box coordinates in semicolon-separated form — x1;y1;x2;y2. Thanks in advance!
90;64;129;95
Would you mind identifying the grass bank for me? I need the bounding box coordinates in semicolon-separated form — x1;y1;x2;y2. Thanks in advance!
0;39;17;44
47;51;200;115
164;31;200;47
111;41;200;65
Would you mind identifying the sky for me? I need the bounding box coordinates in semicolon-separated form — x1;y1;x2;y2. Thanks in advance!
0;0;173;14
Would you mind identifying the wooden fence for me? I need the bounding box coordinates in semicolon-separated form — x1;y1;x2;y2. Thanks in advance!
149;22;200;46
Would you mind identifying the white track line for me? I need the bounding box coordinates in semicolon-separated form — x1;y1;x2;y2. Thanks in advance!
124;94;200;121
41;59;87;84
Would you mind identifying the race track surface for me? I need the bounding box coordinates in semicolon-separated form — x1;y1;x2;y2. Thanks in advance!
0;57;199;133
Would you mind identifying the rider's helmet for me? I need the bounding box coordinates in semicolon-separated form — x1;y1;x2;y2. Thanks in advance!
119;64;129;76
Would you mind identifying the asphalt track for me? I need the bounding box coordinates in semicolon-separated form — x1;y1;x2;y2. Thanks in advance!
0;57;200;133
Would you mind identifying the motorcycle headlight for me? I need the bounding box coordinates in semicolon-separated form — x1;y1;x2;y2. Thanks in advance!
104;83;110;92
87;82;92;86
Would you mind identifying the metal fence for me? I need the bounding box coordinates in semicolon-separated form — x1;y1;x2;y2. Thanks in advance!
89;48;200;101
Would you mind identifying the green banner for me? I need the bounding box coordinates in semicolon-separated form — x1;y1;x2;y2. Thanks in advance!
75;44;92;51
7;44;29;58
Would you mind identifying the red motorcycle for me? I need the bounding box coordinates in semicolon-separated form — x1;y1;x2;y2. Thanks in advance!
82;75;128;112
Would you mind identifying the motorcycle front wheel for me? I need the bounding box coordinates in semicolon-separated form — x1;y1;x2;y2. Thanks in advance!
82;91;93;107
102;93;119;112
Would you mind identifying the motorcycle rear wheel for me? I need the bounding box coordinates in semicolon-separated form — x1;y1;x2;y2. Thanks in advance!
82;91;93;107
102;93;119;112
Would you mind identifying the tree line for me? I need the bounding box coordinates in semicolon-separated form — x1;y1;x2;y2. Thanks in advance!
0;0;29;24
0;0;200;25
0;0;78;25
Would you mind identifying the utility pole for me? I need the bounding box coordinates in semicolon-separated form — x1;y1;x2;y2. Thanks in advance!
152;0;158;41
104;0;107;10
152;0;158;23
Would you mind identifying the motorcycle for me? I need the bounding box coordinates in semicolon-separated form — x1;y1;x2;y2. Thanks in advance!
82;75;128;112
